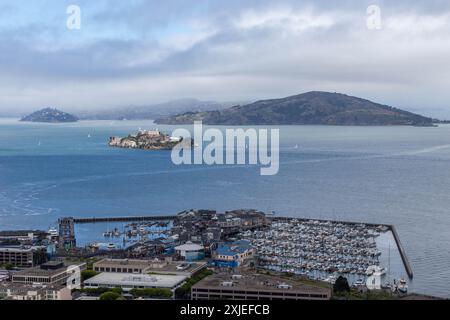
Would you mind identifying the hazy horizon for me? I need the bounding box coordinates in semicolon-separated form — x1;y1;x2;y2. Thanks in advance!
1;1;450;118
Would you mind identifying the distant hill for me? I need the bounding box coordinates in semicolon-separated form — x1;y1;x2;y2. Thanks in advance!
20;108;78;123
155;91;434;126
78;98;238;120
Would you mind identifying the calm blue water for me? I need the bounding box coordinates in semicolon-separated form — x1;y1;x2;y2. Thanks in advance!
1;118;450;298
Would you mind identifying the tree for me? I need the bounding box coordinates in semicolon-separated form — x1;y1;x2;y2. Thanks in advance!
81;270;99;281
333;276;351;294
99;292;122;301
2;263;14;270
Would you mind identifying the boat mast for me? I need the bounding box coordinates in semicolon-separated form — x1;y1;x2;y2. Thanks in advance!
388;241;391;284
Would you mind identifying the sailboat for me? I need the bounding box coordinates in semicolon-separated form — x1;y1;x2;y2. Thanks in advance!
381;242;392;290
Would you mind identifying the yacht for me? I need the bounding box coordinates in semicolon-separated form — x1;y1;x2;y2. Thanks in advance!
47;228;58;237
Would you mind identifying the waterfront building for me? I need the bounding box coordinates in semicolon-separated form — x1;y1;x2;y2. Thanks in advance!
191;273;331;300
174;242;205;261
0;245;47;268
83;272;187;293
0;230;48;245
12;261;86;286
211;240;254;268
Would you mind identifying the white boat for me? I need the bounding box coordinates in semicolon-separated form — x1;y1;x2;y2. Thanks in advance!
107;243;116;250
354;278;365;286
397;279;408;294
366;265;385;276
47;228;58;237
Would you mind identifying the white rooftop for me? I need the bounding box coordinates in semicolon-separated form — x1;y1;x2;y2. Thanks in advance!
174;242;204;251
84;272;187;289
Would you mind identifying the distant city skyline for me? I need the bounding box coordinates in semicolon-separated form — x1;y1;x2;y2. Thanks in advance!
0;1;450;118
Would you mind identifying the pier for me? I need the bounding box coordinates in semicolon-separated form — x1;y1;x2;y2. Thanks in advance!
390;225;414;279
72;215;177;224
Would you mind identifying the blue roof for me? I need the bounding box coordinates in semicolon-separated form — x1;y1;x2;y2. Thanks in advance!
216;240;252;256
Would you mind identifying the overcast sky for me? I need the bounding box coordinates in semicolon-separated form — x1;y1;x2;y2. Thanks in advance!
0;0;450;117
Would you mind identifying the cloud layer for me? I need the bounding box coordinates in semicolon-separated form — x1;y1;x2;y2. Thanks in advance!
1;0;450;117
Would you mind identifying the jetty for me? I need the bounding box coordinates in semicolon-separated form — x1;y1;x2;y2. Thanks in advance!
73;215;177;224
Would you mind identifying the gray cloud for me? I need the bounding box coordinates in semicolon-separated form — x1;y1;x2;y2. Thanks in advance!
0;0;450;118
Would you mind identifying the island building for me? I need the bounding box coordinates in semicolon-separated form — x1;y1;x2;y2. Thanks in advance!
0;283;72;300
0;245;48;268
11;261;86;286
191;273;331;300
210;240;255;268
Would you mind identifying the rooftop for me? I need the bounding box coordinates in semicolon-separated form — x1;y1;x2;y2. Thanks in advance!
94;258;207;276
84;272;187;289
192;272;331;295
216;240;252;256
0;245;45;253
174;242;204;251
95;259;154;269
13;262;85;277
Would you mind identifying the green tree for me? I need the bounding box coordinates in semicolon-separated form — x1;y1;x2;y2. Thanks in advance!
2;263;14;270
99;292;122;301
81;270;99;281
333;276;351;294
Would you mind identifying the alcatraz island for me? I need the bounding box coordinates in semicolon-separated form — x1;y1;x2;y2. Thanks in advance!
109;129;193;150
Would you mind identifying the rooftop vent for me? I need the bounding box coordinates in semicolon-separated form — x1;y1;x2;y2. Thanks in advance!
277;283;293;290
221;281;234;287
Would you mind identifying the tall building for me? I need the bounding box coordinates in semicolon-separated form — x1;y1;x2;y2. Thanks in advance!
0;246;47;268
58;217;76;249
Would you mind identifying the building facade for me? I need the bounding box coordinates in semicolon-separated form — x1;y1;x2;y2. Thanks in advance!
0;283;72;300
12;261;86;286
211;240;254;268
0;246;47;268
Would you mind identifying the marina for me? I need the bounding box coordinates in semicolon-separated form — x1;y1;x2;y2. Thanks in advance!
66;211;412;292
237;217;412;288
